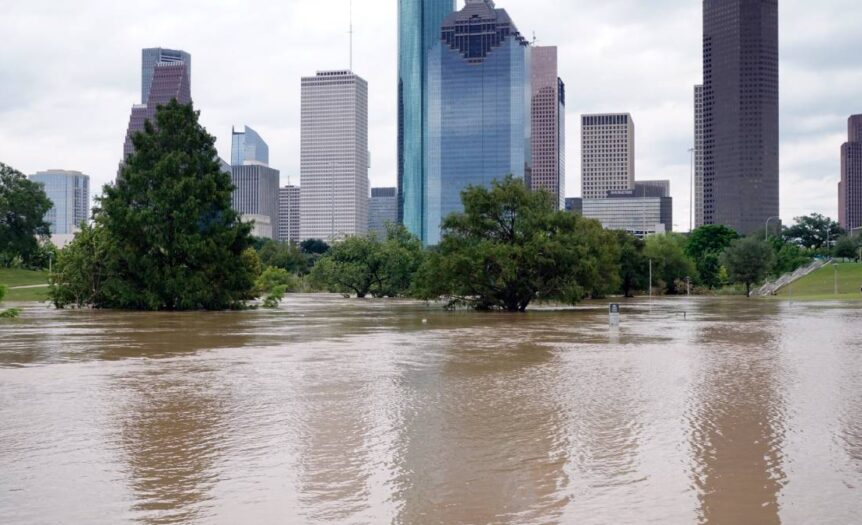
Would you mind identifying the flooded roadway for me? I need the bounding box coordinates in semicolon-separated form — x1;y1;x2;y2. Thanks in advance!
0;296;860;524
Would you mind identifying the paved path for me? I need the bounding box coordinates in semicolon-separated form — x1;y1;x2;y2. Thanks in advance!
8;284;49;290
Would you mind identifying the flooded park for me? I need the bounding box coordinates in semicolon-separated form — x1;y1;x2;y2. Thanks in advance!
0;295;860;524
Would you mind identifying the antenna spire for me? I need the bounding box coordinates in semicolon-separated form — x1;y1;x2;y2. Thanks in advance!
349;0;353;71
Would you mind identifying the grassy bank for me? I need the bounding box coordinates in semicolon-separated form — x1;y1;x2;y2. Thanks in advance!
0;269;50;302
772;262;862;301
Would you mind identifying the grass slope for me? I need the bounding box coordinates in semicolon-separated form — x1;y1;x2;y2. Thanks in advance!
774;262;862;301
0;269;50;302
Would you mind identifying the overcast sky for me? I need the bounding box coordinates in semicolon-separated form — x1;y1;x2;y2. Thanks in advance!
2;0;861;229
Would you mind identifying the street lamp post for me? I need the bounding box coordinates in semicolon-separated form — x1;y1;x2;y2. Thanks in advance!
765;216;781;241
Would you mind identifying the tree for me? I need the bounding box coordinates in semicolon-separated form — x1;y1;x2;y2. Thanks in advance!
686;225;740;288
833;235;860;260
783;213;843;251
614;230;648;297
644;234;696;294
48;223;111;308
300;239;330;255
0;284;21;319
0;162;53;268
257;240;309;274
721;236;775;296
311;225;424;298
770;237;812;277
414;176;619;311
51;100;260;310
256;266;300;295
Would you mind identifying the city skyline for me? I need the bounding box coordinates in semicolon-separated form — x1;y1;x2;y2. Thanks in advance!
2;0;860;230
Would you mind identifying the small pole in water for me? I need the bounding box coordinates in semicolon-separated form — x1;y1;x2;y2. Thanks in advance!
609;303;620;328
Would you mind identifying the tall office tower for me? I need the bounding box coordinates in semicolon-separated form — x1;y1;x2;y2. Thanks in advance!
278;185;301;244
703;0;779;234
424;0;532;245
28;170;90;235
142;48;191;103
694;84;705;228
531;46;566;209
231;126;270;166
369;187;398;238
839;115;862;232
231;164;280;240
123;50;191;159
398;0;456;235
581;113;635;199
300;70;370;243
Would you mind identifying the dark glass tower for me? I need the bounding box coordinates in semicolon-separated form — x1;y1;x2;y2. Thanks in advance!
703;0;779;234
397;0;456;238
839;115;862;231
424;0;531;245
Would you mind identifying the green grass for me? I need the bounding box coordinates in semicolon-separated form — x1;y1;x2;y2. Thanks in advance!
0;268;50;302
772;262;862;301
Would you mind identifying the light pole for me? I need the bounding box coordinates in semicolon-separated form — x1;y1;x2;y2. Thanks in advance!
688;147;695;232
765;216;781;241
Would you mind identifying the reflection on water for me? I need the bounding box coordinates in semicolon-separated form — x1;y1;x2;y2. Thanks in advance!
1;296;861;524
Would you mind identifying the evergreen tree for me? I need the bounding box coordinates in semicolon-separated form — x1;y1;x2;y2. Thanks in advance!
51;100;259;310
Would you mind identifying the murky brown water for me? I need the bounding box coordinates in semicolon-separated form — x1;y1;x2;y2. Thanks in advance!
0;296;860;524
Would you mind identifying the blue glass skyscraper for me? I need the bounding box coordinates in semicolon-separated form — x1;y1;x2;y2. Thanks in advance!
231;126;270;166
424;0;531;244
398;0;455;240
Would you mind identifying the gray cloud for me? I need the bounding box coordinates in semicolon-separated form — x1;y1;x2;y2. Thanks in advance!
0;0;859;229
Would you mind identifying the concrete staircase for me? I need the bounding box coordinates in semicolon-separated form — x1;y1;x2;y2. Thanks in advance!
754;258;831;297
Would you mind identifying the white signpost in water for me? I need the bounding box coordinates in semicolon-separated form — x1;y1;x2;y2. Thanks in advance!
609;304;621;327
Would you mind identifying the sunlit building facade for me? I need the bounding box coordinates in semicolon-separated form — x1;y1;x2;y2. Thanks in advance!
424;0;531;245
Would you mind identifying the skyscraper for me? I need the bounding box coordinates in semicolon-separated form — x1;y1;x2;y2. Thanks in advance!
300;70;369;243
703;0;779;234
398;0;456;236
531;46;566;209
278;185;301;244
231;164;280;240
424;0;531;245
694;84;705;228
839;115;862;232
141;48;191;103
369;187;398;238
123;49;191;159
28;170;90;235
231;126;270;166
581;113;635;199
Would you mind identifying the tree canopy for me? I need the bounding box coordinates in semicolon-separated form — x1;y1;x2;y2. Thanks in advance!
50;100;259;310
644;233;696;294
614;230;648;297
0;284;21;318
783;213;843;251
311;224;424;298
414;176;619;311
721;236;775;296
0;162;53;268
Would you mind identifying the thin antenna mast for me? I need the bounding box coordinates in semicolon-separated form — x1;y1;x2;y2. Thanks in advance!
349;0;354;70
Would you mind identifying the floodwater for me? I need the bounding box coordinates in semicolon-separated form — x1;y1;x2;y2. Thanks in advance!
0;296;860;525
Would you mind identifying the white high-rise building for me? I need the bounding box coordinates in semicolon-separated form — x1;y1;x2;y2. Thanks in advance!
581;113;635;199
300;70;369;243
278;185;301;244
29;170;90;235
694;84;705;228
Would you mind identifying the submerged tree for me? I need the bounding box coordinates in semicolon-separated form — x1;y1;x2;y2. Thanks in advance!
614;230;648;298
0;284;21;319
414;176;619;312
721;236;775;296
50;100;259;310
644;233;696;294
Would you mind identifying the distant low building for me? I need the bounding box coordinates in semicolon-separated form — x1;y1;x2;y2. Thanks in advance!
369;187;397;238
241;214;273;240
29;170;90;235
565;198;583;215
583;192;673;238
231;164;280;240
